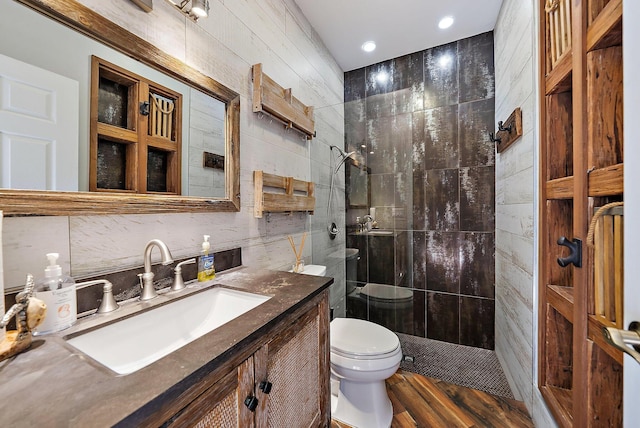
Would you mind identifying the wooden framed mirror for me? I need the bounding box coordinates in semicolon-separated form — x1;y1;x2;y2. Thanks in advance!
0;0;240;216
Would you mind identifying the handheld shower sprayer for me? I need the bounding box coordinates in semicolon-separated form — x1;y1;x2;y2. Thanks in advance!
327;145;357;239
330;145;357;173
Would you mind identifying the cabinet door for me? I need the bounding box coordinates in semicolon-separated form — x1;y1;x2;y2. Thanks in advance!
254;296;330;428
163;357;255;428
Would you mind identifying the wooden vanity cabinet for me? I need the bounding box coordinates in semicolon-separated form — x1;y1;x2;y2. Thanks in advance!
162;291;330;428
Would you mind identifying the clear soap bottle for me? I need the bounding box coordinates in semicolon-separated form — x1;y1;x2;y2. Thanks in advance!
197;235;216;282
33;253;77;335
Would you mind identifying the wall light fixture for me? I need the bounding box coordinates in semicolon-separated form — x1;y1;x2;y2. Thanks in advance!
166;0;210;20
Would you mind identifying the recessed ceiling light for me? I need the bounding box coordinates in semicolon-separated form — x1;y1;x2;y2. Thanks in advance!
439;54;452;67
438;16;454;29
375;71;389;84
361;41;376;52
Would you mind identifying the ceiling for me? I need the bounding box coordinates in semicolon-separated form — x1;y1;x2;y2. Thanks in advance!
294;0;504;72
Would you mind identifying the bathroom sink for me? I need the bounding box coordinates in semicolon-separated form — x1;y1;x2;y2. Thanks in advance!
366;230;393;236
65;287;270;375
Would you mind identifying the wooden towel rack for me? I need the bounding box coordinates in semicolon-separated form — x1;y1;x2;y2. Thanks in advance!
252;63;315;140
254;170;315;218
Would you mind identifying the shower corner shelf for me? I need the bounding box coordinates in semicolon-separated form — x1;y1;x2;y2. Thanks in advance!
251;63;315;140
253;170;315;218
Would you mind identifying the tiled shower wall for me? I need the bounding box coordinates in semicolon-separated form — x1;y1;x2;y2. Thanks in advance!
344;32;495;349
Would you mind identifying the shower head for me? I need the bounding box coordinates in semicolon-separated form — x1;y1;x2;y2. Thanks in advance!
330;145;357;174
326;145;357;240
330;145;354;159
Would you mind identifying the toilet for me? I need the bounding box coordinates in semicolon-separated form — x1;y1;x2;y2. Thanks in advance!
292;264;402;428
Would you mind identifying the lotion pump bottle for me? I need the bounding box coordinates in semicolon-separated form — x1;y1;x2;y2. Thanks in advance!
197;235;216;282
33;253;76;335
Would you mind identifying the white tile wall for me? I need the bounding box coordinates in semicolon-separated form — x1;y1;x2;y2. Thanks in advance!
2;0;346;312
494;0;555;425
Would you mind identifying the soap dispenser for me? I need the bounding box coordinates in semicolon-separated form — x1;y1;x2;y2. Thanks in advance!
33;253;76;335
197;235;216;282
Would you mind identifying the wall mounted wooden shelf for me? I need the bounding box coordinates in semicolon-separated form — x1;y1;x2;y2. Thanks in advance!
494;107;523;153
253;170;315;218
252;63;315;140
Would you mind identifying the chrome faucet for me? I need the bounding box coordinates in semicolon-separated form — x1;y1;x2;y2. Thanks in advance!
361;215;373;231
139;239;174;301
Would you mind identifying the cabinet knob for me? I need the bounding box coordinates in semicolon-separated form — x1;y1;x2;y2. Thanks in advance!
259;380;273;394
244;395;258;412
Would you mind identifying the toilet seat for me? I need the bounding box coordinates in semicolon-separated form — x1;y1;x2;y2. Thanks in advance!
360;283;413;302
330;318;400;358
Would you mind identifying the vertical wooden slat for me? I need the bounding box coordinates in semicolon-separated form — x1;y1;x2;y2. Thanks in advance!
603;215;614;320
546;6;553;73
254;170;264;218
613;214;623;328
252;63;263;113
571;0;589;425
564;0;572;50
285;177;293;195
594;218;604;316
551;9;562;65
318;292;331;427
254;345;269;428
237;357;255;428
137;81;149;193
559;5;567;53
151;96;157;136
163;100;168;137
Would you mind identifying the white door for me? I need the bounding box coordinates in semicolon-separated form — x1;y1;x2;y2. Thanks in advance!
624;1;640;426
0;53;78;190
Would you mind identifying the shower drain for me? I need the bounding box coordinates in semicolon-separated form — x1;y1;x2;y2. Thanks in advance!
402;355;415;364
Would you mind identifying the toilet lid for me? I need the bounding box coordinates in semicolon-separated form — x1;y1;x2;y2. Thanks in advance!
330;318;400;357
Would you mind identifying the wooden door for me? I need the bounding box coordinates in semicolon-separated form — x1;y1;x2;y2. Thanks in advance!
0;52;79;190
538;0;625;426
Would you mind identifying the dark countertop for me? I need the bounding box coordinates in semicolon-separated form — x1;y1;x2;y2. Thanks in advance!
0;267;332;427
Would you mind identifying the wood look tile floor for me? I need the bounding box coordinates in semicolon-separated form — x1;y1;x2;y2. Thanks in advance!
330;370;534;428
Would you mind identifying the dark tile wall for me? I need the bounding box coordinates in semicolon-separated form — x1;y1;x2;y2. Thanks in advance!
344;32;495;350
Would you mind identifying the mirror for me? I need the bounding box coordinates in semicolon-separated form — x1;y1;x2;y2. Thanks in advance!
0;0;240;215
346;159;370;209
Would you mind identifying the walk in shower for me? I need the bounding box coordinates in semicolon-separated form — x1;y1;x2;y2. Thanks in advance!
343;31;496;350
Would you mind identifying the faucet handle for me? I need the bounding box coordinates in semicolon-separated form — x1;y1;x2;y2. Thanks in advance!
97;282;119;314
171;258;196;292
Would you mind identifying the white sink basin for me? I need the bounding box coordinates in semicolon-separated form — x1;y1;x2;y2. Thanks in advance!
66;287;270;375
366;229;393;236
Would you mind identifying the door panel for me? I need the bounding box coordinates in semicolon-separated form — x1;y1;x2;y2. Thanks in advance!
0;52;78;190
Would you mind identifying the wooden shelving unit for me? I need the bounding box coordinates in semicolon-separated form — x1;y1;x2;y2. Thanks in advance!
251;64;315;140
538;0;624;426
90;56;182;194
253;170;315;218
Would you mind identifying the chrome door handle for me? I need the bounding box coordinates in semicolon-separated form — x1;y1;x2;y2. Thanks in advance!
603;321;640;364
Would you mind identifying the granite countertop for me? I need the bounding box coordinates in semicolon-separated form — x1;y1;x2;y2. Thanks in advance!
0;267;332;427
